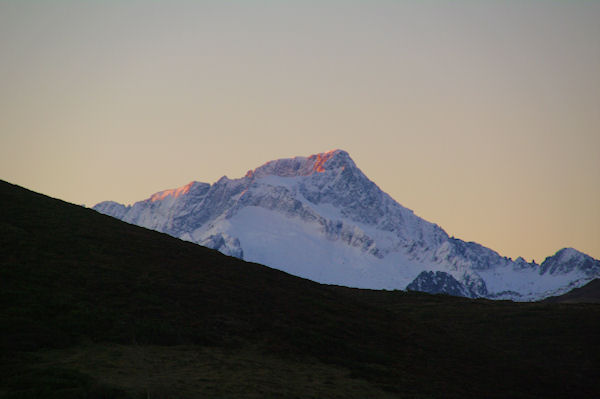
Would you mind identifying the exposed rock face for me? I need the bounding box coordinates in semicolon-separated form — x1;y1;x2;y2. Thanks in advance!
198;233;244;259
407;271;472;297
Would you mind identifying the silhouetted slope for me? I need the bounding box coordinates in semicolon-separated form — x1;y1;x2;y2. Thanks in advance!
544;279;600;303
1;180;599;398
0;180;401;356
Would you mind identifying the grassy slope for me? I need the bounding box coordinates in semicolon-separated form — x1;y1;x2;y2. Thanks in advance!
1;180;599;398
544;279;600;304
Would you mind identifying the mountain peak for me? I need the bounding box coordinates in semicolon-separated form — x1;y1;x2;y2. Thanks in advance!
245;149;355;179
308;149;352;172
554;247;584;261
540;247;599;276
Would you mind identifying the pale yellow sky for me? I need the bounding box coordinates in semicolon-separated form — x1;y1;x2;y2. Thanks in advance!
1;1;599;262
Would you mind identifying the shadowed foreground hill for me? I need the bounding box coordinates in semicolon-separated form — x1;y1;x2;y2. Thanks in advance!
1;180;599;398
544;279;600;304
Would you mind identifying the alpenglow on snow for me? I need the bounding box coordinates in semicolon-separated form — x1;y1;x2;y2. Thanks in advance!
94;150;600;301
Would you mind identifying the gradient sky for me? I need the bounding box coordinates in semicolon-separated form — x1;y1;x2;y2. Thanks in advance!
1;1;599;262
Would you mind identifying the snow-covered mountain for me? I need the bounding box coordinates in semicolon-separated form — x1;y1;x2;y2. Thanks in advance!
93;150;600;301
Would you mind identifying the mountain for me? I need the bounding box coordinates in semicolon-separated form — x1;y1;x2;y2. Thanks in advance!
2;179;600;398
94;150;600;301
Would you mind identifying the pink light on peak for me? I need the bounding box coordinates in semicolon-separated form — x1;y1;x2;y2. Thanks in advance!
150;181;195;202
309;149;338;173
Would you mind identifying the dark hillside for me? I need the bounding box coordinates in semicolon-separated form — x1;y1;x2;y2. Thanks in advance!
1;180;599;398
544;279;600;303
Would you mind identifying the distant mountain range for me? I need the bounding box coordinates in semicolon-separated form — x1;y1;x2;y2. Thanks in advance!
94;150;600;301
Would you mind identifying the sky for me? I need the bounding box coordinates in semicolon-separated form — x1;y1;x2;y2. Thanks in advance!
1;1;599;263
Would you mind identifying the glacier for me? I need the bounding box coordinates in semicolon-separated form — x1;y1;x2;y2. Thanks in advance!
93;149;600;301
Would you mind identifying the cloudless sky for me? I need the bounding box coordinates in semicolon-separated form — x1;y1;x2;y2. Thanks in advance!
1;1;599;262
